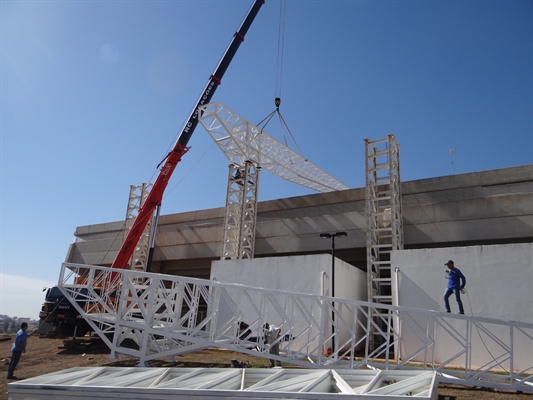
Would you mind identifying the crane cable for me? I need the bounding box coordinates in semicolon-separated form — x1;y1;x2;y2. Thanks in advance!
275;0;286;101
257;0;307;161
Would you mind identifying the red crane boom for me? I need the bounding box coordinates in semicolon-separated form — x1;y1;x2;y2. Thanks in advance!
111;0;264;270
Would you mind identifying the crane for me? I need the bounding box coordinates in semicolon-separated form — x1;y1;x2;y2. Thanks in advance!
110;0;264;271
198;101;349;260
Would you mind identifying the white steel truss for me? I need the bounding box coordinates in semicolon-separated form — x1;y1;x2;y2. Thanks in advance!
199;102;348;193
365;135;403;349
58;263;533;393
8;367;438;400
124;183;154;272
222;162;260;260
199;101;348;260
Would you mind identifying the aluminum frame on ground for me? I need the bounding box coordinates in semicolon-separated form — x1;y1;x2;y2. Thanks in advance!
7;367;438;400
58;263;533;393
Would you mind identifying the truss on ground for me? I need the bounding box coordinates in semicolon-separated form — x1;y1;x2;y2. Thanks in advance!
59;263;533;393
7;367;437;400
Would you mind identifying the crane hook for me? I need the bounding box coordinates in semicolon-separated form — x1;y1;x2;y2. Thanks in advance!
275;97;281;110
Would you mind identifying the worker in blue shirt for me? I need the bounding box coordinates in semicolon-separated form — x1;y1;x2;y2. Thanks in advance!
444;260;466;315
7;322;28;380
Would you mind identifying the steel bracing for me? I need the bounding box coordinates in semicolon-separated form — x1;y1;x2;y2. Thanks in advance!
199;102;349;193
199;101;349;260
8;367;438;399
124;183;154;272
59;263;533;393
365;135;403;349
221;162;260;260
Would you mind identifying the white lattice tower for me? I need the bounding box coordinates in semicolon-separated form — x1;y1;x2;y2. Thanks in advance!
124;183;154;272
199;102;348;260
222;162;260;260
364;134;403;349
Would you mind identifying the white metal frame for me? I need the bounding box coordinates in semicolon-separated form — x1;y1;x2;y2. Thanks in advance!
365;135;403;350
124;183;154;272
221;161;260;260
59;263;533;393
7;367;438;400
199;102;349;260
199;102;348;193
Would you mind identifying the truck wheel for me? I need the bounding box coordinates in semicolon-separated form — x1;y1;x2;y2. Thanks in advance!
56;322;75;337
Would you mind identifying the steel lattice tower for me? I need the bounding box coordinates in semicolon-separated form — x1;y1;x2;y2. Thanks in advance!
364;134;403;349
124;183;154;272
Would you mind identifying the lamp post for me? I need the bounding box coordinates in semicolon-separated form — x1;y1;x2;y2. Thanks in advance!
320;231;347;354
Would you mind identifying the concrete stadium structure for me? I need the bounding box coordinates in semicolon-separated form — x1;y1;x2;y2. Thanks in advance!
67;164;532;279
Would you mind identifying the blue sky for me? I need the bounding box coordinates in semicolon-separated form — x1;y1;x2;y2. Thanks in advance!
1;0;532;319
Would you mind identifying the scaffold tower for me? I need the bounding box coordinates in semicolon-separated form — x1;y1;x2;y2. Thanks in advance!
124;183;154;272
364;135;403;347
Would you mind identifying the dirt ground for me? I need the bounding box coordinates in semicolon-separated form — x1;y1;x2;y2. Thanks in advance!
1;334;531;400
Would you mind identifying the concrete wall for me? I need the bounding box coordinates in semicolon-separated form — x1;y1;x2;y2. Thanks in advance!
68;165;533;278
210;254;367;353
392;243;533;369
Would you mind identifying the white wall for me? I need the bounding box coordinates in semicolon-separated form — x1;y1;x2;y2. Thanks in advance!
392;243;532;321
211;254;367;353
212;254;366;302
392;243;533;369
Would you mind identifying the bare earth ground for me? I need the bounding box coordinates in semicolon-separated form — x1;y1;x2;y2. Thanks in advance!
1;334;531;400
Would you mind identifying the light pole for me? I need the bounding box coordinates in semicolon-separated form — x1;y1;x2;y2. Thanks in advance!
320;231;347;354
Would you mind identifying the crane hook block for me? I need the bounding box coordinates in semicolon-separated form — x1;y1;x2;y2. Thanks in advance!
275;97;281;109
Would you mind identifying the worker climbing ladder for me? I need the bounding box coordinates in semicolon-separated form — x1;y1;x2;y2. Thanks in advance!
364;135;403;350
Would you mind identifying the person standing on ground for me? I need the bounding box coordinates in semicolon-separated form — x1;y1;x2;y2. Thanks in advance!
443;260;466;315
7;322;28;380
264;322;282;367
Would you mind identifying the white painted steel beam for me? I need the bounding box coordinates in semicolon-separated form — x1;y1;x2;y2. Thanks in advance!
199;101;349;193
8;367;438;400
57;263;533;393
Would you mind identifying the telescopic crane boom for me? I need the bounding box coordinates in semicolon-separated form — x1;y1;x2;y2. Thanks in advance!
111;0;264;270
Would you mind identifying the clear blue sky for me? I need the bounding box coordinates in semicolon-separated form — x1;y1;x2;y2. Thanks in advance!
1;0;532;319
